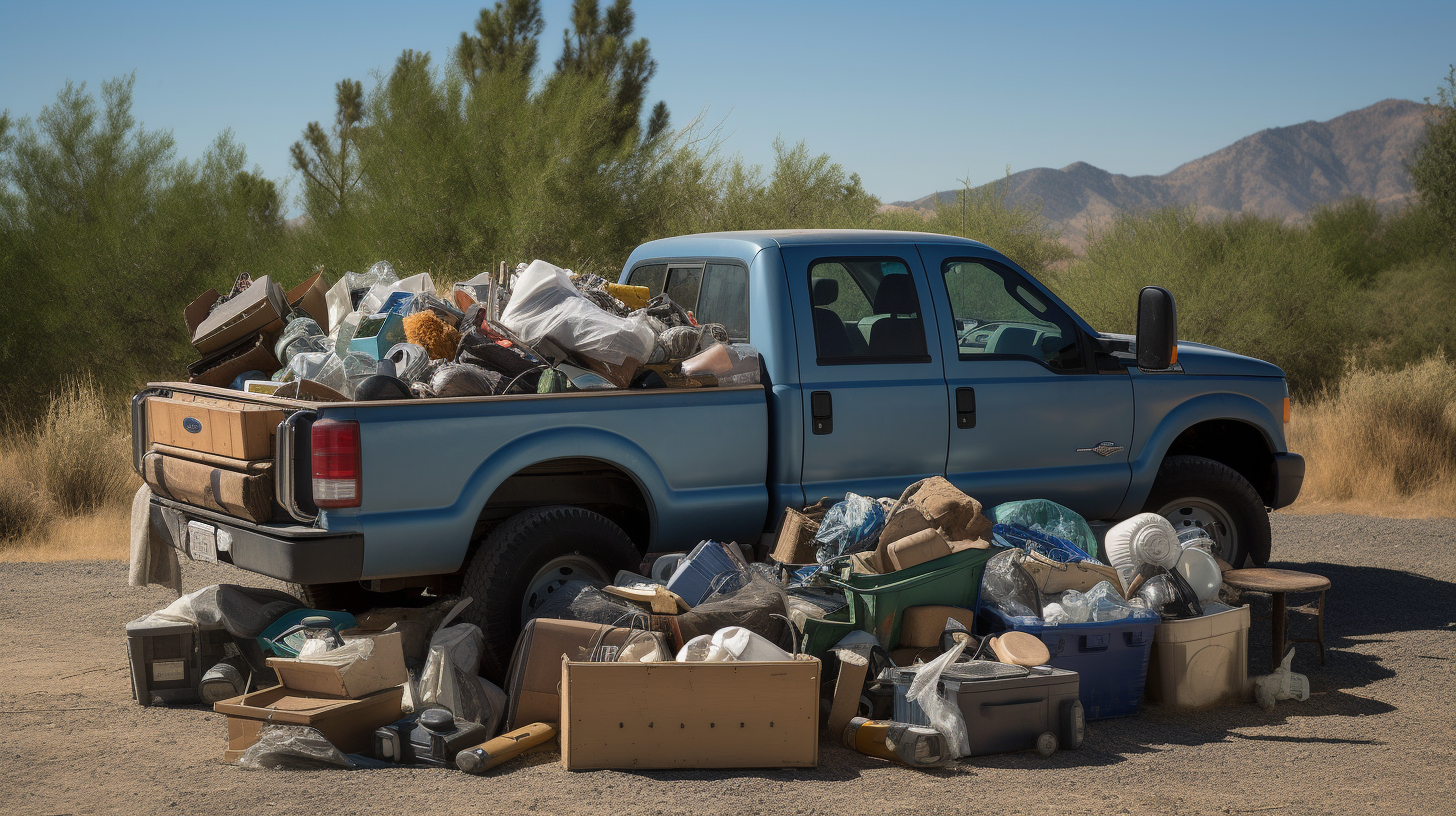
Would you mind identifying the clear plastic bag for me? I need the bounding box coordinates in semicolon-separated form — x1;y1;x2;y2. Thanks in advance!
982;549;1042;619
1059;589;1092;623
274;317;327;368
238;725;355;770
500;261;657;380
1085;580;1158;621
813;493;887;564
357;272;438;318
906;635;971;758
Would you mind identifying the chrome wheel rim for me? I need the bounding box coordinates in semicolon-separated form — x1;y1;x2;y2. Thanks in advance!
1155;497;1239;564
521;554;610;621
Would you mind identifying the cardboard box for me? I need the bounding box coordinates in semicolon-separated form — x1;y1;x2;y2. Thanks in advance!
185;275;288;356
265;632;408;700
504;619;645;730
213;684;404;761
286;270;329;328
559;656;821;770
145;394;284;461
187;333;282;389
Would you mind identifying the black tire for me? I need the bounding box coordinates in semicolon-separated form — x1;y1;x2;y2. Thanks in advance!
286;582;432;613
1143;455;1271;567
459;505;642;681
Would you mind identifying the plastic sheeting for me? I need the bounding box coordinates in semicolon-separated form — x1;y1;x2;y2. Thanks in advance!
500;260;656;385
987;499;1100;559
814;493;887;565
238;725;356;770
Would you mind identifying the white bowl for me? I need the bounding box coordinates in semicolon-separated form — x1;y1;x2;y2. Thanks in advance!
1174;547;1223;603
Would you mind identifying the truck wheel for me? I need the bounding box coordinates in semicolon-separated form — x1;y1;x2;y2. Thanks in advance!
459;505;641;681
1143;455;1270;567
287;582;430;613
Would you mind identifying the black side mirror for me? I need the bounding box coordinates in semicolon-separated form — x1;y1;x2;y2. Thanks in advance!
1136;286;1177;370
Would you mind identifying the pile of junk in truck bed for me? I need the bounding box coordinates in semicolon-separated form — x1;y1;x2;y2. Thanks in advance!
125;259;1314;773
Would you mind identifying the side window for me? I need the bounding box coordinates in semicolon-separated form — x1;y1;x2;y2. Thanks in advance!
628;263;666;294
942;260;1084;370
696;263;749;339
810;258;929;364
627;261;750;340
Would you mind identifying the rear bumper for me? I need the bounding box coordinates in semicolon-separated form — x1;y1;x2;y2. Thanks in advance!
150;497;364;585
1270;452;1305;510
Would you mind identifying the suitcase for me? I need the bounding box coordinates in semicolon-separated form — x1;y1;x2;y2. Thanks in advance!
891;662;1084;756
143;450;275;523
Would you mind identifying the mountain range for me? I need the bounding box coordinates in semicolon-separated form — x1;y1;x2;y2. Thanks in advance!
890;98;1429;248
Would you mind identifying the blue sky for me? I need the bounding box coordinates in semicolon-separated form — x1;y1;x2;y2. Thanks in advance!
3;0;1453;212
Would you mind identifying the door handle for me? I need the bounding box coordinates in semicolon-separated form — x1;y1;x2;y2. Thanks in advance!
955;387;975;429
811;391;833;435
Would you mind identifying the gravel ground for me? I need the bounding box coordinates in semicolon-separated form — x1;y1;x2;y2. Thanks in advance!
2;513;1453;816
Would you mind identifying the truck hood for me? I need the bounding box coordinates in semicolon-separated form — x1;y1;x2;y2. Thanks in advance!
1100;334;1285;378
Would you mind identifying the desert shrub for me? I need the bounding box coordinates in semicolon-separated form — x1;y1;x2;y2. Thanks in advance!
15;379;137;515
1046;208;1358;395
0;452;50;543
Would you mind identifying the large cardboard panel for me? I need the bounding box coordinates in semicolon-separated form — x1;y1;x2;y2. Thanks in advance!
146;395;283;461
214;684;403;759
265;632;408;700
560;657;820;770
505;619;635;729
286;270;329;327
187;333;282;389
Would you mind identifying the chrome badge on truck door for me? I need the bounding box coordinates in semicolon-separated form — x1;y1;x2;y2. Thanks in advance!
1076;441;1124;457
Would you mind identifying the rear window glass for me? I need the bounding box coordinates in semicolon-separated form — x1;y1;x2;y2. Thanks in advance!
628;260;750;340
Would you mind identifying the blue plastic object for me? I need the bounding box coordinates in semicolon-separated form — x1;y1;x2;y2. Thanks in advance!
987;499;1100;560
257;609;358;657
377;291;417;316
350;313;407;360
976;606;1154;720
665;540;745;607
992;523;1100;564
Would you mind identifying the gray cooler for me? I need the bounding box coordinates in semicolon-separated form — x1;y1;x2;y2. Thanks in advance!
892;661;1084;756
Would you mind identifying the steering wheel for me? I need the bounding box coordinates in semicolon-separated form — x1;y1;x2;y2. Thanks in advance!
958;320;1010;347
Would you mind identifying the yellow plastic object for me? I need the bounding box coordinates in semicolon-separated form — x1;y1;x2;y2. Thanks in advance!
607;283;651;310
1145;605;1251;707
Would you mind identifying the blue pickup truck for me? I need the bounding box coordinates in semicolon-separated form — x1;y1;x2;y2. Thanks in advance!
134;229;1303;675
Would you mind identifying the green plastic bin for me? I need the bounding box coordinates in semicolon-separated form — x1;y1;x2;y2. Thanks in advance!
799;546;1001;655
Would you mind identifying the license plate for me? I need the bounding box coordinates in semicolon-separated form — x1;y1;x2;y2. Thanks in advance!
187;521;218;563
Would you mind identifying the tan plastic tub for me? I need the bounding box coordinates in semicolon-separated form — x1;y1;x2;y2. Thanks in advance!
1145;605;1251;707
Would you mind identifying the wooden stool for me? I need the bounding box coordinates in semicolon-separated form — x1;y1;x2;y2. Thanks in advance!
1222;568;1330;670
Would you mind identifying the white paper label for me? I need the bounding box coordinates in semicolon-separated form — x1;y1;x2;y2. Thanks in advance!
152;660;186;682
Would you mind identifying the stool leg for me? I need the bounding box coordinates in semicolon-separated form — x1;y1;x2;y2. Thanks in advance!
1272;592;1287;671
1316;590;1326;665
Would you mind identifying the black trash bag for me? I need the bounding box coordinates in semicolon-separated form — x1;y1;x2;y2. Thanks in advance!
455;327;546;392
674;573;791;651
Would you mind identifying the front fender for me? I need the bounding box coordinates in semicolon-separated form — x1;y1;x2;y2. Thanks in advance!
1116;389;1282;518
357;426;668;579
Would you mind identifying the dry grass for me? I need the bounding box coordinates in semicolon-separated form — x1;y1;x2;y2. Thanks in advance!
0;379;137;559
1286;353;1456;517
0;507;130;562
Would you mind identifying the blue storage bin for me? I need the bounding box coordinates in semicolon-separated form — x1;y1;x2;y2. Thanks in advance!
976;606;1155;720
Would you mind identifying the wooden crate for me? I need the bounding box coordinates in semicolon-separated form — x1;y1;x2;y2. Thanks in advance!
145;394;284;461
559;656;820;770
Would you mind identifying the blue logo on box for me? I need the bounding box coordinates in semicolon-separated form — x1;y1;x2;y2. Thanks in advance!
182;417;202;434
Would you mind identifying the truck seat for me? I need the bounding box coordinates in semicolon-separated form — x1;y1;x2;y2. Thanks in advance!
811;278;856;359
868;275;928;358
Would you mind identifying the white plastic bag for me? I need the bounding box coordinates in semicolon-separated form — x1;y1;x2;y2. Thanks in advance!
1254;648;1310;710
906;635;971;758
500;260;657;370
238;725;355;770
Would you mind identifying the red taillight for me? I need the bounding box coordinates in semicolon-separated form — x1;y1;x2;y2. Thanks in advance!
311;419;361;508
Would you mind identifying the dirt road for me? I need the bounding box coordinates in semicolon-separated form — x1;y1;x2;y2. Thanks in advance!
2;513;1452;816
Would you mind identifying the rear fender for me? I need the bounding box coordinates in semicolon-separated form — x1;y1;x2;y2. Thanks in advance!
357;427;665;578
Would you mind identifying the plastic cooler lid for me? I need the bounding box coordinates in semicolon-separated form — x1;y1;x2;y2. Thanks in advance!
892;661;1030;685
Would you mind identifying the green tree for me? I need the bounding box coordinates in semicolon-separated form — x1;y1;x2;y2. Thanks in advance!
1409;65;1456;240
554;0;669;142
457;0;546;81
289;78;365;220
922;171;1074;273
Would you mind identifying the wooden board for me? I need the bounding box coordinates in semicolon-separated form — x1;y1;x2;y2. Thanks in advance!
143;451;274;523
146;395;284;461
560;657;820;770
